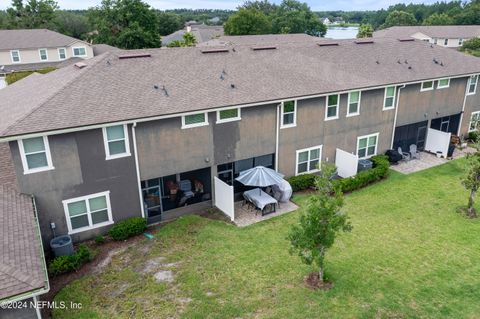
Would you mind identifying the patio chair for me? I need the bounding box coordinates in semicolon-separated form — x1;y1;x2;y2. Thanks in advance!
398;147;411;161
409;144;421;160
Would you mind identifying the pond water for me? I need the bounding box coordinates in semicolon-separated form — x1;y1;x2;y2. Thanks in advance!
325;26;359;39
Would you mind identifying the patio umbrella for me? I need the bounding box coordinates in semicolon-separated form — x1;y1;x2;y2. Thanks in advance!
235;166;285;189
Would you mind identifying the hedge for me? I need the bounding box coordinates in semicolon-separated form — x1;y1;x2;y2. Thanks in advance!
287;155;390;193
48;244;93;276
108;217;147;241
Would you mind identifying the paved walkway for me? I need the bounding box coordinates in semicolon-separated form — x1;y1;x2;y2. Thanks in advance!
233;200;298;227
390;147;474;174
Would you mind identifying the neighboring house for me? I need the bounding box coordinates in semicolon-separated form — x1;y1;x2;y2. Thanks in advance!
0;37;479;249
0;185;49;319
321;17;331;25
92;43;121;56
0;29;94;72
373;25;480;48
198;33;318;47
162;24;224;46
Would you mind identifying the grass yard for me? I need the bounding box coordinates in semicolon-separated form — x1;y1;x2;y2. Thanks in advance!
53;159;480;318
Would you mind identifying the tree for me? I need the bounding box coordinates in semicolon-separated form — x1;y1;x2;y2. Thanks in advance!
166;32;197;47
271;0;326;37
357;24;373;38
423;13;454;25
380;10;417;29
224;8;271;35
288;164;352;286
241;0;278;16
454;0;480;25
157;11;183;36
7;0;58;29
88;0;160;49
53;11;92;39
462;142;480;218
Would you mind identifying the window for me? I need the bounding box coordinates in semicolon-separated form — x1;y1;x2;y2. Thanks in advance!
325;94;339;120
63;191;113;234
467;75;478;95
459;38;463;46
102;124;131;159
216;108;241;123
18;136;54;174
469;111;480;132
347;91;361;116
10;50;20;63
421;81;434;91
281;100;296;128
437;78;450;89
433;38;438;45
444;39;448;46
58;48;66;60
72;47;87;57
182;112;209;128
38;48;48;61
296;145;322;175
357;133;379;159
383;86;396;110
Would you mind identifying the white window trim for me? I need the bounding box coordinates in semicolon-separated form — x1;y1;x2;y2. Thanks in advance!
280;100;297;129
72;46;87;57
325;94;339;121
18;136;54;175
437;78;450;89
102;124;131;160
10;50;21;63
420;81;434;92
38;48;48;61
383;86;396;110
467;75;478;95
295;145;323;176
58;47;67;60
346;91;361;117
216;107;241;124
62;191;114;235
181;112;209;129
469;111;480;132
356;132;379;159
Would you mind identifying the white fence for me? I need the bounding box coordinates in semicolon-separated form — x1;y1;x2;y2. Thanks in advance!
214;177;235;221
335;148;358;178
425;128;451;158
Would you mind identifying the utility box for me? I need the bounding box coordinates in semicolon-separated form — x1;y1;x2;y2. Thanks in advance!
357;159;373;172
50;235;74;257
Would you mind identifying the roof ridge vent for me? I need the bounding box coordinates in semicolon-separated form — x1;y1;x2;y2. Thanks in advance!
118;53;151;59
200;48;230;54
398;38;414;42
74;62;87;69
317;41;339;47
354;39;374;44
251;46;277;51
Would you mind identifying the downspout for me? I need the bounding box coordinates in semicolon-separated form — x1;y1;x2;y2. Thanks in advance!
457;78;470;137
132;123;145;219
275;104;280;172
390;85;406;149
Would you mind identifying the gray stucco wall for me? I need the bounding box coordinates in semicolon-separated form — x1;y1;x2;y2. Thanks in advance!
11;126;141;245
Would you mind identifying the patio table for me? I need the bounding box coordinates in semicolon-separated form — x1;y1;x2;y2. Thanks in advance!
243;188;278;216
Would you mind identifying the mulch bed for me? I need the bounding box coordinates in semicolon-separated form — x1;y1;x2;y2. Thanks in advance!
304;272;334;291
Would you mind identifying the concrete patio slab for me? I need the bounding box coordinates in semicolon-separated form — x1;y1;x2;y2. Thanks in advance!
233;200;299;227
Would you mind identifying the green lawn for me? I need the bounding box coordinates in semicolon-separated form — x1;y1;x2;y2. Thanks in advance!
53;159;480;319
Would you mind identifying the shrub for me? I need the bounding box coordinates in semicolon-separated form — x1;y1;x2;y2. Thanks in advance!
469;131;479;143
95;235;105;245
288;174;316;192
48;244;93;276
108;217;147;241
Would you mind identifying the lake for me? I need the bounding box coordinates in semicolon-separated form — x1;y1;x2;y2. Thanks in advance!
325;26;359;39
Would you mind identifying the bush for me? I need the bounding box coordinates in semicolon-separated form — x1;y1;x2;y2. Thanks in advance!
469;131;479;143
108;217;147;241
95;235;105;245
333;155;390;193
288;174;316;192
48;244;93;276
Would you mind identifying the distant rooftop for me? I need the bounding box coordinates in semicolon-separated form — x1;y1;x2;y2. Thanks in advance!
0;29;89;51
162;25;224;46
198;33;318;47
373;25;480;39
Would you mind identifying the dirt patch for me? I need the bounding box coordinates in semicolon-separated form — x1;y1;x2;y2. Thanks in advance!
138;256;166;274
154;270;174;283
304;273;334;291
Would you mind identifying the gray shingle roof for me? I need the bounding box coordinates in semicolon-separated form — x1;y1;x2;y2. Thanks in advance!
1;37;480;138
1;57;83;73
92;43;121;56
0;29;88;50
373;25;480;39
162;25;224;46
199;33;317;47
0;186;48;301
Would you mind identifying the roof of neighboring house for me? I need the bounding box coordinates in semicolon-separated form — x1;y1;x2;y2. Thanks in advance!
0;29;89;51
0;186;48;301
92;44;121;56
162;25;224;46
198;33;317;47
1;57;83;73
1;37;480;138
373;25;480;39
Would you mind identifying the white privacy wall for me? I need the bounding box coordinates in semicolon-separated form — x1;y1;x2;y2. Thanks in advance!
335;148;358;178
214;177;235;221
425;128;451;157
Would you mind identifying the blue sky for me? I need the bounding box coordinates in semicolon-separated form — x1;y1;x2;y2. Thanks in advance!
0;0;441;11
